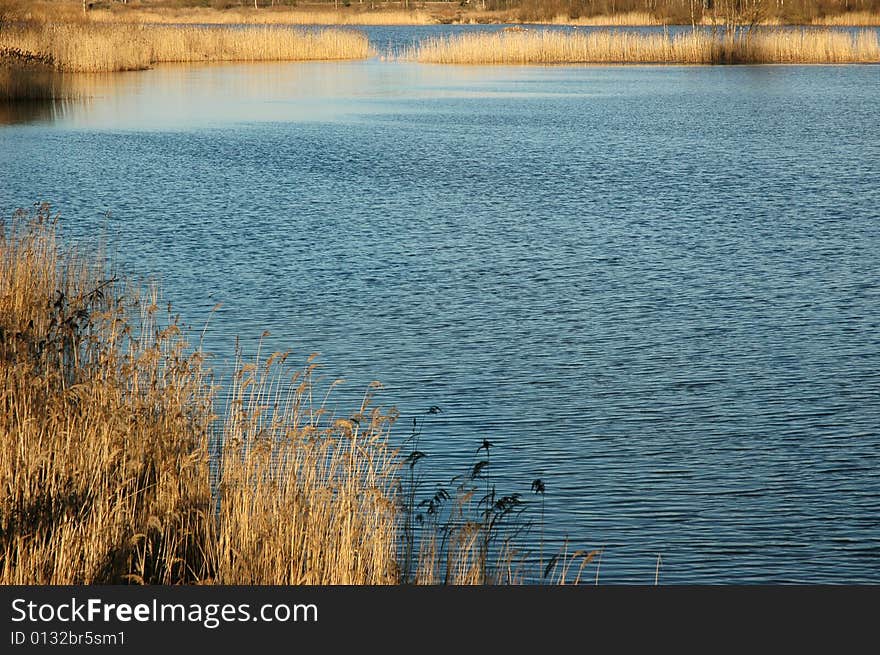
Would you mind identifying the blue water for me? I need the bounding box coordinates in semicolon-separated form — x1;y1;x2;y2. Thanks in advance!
2;51;879;583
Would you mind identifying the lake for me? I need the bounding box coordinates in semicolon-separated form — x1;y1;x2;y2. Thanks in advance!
2;27;879;583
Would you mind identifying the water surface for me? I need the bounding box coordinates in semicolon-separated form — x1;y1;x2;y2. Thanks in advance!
2;56;879;583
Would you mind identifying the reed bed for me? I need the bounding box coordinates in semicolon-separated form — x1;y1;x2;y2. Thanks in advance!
2;23;153;72
147;24;373;64
407;27;880;64
2;205;586;585
209;357;401;584
813;11;880;25
0;205;401;584
547;11;661;25
0;22;372;73
0;206;214;584
88;7;438;26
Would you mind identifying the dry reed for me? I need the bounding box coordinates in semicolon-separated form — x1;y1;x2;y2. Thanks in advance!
147;24;373;64
547;11;661;25
0;205;214;583
209;356;401;584
407;27;880;64
0;205;400;584
88;6;438;26
0;22;373;73
7;0;880;27
0;204;600;585
813;11;880;25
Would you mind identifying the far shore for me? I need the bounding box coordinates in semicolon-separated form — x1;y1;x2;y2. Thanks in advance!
2;2;880;99
7;1;880;27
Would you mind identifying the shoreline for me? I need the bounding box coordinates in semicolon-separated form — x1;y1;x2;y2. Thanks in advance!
5;1;880;27
3;24;879;100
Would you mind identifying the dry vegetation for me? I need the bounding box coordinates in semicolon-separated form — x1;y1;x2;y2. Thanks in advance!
0;2;372;98
0;0;445;25
1;205;591;585
0;22;372;72
211;358;401;584
87;6;439;25
814;10;880;24
0;205;404;584
0;0;878;26
551;11;660;24
0;207;212;583
407;27;880;64
4;0;878;26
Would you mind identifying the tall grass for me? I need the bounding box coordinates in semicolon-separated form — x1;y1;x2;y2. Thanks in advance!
0;22;373;73
401;437;530;585
209;355;401;584
2;205;590;585
548;11;661;25
3;24;153;72
6;0;880;27
814;11;880;25
88;6;439;26
0;206;214;583
147;24;374;64
407;27;880;64
0;205;400;584
4;2;438;26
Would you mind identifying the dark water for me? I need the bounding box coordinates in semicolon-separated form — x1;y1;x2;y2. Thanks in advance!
2;53;879;583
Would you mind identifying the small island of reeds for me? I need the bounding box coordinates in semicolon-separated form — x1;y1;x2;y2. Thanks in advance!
1;20;372;99
1;22;373;74
406;27;880;64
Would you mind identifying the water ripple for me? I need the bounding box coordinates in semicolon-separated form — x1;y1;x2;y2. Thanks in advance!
2;61;879;582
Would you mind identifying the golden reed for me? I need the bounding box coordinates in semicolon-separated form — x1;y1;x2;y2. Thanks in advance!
2;1;438;25
0;205;607;585
88;6;438;26
0;22;373;73
813;11;880;25
4;0;880;27
0;206;399;584
407;28;880;64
